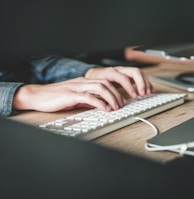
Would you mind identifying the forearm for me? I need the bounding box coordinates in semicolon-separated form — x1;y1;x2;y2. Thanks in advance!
0;82;24;117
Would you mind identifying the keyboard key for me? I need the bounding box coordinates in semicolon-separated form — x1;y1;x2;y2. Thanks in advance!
39;93;186;140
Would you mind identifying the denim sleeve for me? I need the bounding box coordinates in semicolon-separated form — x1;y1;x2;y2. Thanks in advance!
30;56;98;83
0;82;24;117
0;56;99;117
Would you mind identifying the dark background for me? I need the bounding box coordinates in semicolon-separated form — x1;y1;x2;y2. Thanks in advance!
0;0;194;63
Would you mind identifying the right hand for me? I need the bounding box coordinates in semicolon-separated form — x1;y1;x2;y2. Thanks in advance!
13;77;128;113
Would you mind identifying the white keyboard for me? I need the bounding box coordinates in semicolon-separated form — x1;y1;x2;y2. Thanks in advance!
39;93;186;140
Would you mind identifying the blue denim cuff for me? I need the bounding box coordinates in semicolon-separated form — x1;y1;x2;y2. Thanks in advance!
0;82;24;117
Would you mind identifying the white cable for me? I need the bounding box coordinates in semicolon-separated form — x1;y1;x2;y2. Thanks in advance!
133;117;194;156
135;116;159;136
144;143;190;156
135;117;189;156
145;136;194;157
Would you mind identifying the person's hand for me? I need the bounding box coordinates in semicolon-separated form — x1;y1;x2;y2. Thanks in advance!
13;77;129;113
124;46;194;65
85;66;155;99
13;66;154;113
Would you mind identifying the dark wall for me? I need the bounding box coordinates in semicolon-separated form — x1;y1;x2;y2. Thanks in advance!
0;0;194;63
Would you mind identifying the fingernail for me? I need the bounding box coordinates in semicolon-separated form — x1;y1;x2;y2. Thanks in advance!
146;88;151;95
132;92;137;98
106;105;112;111
123;98;128;105
141;89;146;96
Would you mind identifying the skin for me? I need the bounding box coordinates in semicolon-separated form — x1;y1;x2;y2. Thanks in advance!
13;66;155;113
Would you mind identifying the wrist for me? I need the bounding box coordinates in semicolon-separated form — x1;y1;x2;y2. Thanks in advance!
13;84;36;111
85;66;102;79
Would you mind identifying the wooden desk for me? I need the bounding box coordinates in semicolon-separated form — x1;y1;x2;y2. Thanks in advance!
10;63;194;163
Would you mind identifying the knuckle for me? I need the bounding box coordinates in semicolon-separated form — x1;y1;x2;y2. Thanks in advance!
95;82;106;91
132;67;141;74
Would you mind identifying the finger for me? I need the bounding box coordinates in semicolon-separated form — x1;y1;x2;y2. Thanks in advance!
74;92;113;112
78;81;122;110
115;67;153;97
141;74;155;95
89;79;127;107
83;67;137;99
66;79;127;109
102;68;138;98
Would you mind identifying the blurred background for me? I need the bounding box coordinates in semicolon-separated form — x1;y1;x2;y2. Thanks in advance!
0;0;194;63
